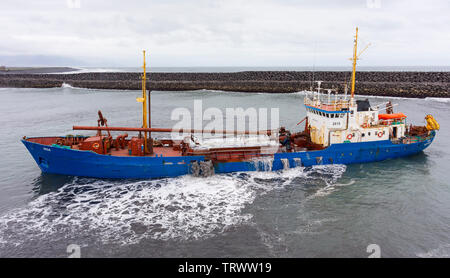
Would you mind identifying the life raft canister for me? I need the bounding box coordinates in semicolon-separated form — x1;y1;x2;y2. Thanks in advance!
378;113;407;120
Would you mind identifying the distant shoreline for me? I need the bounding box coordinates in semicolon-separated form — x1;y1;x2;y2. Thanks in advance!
0;67;80;74
0;71;448;98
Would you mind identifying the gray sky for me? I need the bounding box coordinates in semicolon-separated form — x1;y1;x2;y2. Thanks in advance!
0;0;449;67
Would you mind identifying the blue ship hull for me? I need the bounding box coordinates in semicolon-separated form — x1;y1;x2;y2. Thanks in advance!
22;132;435;179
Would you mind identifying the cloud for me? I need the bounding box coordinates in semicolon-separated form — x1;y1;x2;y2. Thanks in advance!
0;0;449;66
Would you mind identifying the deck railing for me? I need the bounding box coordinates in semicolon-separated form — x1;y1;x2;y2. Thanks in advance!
304;97;350;112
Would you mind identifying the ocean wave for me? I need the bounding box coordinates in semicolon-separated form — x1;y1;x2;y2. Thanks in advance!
304;164;349;198
49;67;121;74
291;90;309;95
0;165;347;248
61;82;76;89
424;97;450;103
356;94;410;100
59;82;138;92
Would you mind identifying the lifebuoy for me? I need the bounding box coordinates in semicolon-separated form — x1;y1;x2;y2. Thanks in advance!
378;131;383;138
347;134;353;140
92;142;100;149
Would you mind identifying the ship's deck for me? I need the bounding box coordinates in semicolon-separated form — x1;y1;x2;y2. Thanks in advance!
109;147;182;157
24;134;325;159
70;144;182;157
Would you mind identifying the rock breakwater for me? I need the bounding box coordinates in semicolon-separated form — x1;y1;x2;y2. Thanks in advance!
0;71;448;98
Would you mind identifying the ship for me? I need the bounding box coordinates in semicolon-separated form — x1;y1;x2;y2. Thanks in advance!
22;28;440;179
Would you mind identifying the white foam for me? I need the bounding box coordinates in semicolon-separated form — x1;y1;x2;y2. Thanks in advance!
303;164;349;198
0;164;347;247
61;82;75;88
195;89;227;93
357;94;411;100
58;83;139;92
291;90;309;95
251;157;274;172
424;97;450;103
49;67;121;74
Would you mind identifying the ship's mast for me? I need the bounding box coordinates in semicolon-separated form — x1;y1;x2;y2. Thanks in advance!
350;27;370;100
137;50;149;153
350;27;358;99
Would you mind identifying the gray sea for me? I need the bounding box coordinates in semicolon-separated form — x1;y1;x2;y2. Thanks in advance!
0;84;449;257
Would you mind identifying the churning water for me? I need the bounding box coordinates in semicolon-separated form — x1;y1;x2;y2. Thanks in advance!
0;86;449;257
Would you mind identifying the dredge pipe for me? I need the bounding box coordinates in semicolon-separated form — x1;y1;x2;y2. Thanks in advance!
73;126;272;136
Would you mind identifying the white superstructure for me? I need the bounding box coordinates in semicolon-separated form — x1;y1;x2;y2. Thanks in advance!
304;82;406;147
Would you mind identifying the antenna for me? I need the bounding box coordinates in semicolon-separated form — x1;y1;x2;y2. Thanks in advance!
310;41;317;91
